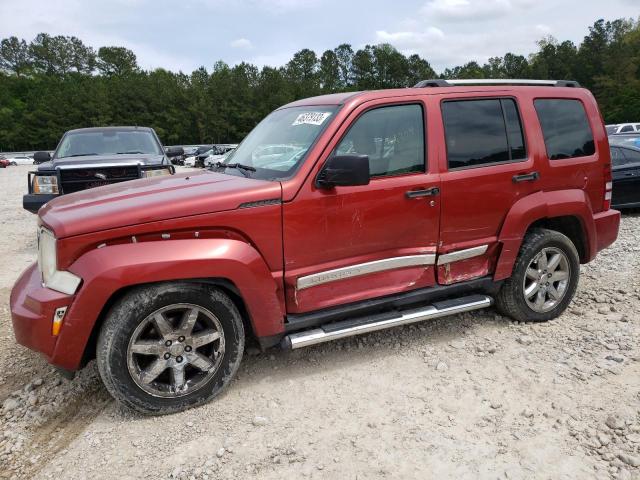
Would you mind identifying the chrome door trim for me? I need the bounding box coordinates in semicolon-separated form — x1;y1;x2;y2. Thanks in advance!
437;245;488;265
296;254;436;290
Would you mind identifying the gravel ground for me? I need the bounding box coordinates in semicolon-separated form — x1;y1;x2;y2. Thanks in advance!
1;164;639;480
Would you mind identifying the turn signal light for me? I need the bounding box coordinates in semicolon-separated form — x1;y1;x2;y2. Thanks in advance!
52;307;67;336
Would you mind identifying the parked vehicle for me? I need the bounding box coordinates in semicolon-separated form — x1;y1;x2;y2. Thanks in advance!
3;155;34;166
183;145;212;168
11;79;620;414
609;132;640;148
203;145;238;167
23;127;182;213
610;144;640;209
606;123;640;135
0;157;9;168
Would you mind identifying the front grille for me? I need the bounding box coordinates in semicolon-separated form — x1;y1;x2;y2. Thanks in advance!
60;166;140;193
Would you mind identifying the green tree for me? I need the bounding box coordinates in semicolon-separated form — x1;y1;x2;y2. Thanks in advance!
0;37;31;76
97;46;139;76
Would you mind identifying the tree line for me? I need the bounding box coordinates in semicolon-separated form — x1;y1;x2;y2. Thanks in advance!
0;18;639;151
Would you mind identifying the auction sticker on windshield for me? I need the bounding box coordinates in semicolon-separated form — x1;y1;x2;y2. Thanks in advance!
292;112;332;126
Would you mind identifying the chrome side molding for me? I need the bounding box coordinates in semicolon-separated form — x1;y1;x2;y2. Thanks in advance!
282;294;492;349
296;254;436;290
437;245;488;265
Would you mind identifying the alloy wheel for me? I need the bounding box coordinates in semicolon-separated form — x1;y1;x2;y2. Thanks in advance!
126;303;225;398
523;247;571;313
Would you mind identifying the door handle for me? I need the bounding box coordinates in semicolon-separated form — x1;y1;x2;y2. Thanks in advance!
406;187;440;198
512;171;540;183
624;172;634;177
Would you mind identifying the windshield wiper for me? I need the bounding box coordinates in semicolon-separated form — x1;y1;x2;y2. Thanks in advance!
116;151;147;155
211;162;256;177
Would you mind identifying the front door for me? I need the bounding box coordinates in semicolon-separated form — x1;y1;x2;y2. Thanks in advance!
283;100;441;313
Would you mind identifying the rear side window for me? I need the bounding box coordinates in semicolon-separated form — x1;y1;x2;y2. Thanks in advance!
621;147;640;165
442;98;526;169
610;147;627;166
534;99;595;160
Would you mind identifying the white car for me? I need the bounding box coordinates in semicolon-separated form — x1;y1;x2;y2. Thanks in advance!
183;155;198;167
6;155;34;165
607;123;640;135
204;148;236;167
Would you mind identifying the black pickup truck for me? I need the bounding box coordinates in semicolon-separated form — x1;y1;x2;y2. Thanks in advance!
24;126;183;213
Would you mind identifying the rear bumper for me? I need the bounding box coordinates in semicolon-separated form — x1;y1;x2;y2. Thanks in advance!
10;264;73;365
593;209;620;253
23;194;58;214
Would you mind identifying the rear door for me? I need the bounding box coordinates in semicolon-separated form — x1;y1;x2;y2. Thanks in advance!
434;94;538;284
283;99;441;313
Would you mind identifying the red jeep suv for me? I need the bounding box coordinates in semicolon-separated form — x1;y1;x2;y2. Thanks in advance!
10;79;620;414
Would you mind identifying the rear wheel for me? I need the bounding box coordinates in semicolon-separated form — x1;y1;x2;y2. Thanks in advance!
496;228;580;322
97;283;244;414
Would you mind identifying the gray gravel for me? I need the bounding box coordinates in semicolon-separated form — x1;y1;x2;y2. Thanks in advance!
0;165;639;479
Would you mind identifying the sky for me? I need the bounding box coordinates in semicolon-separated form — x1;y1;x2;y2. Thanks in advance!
0;0;637;73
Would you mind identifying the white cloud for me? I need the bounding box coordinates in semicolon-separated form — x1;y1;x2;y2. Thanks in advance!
420;0;514;22
230;38;253;49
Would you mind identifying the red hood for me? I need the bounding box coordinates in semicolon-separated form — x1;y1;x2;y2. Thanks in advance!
40;170;282;238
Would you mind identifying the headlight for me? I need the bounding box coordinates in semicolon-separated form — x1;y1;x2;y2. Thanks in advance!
37;228;81;295
143;168;172;178
33;175;59;194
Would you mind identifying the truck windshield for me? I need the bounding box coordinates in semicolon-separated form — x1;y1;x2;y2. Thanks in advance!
56;130;163;158
218;106;338;180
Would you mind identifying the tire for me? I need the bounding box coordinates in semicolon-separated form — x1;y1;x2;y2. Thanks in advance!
496;228;580;322
97;282;245;415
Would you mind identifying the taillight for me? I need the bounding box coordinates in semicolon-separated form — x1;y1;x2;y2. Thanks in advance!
603;164;612;210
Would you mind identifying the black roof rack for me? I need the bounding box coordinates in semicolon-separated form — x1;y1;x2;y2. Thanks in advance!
414;79;581;88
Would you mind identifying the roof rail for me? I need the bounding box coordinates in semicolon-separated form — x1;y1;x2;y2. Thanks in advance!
414;79;581;88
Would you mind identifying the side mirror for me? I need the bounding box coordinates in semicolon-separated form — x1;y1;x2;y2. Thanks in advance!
165;146;184;158
33;151;51;164
316;155;370;189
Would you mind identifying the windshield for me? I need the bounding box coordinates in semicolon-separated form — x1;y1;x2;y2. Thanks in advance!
219;106;338;180
56;130;163;158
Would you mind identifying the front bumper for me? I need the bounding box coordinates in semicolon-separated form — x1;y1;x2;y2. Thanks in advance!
10;263;73;365
23;194;58;214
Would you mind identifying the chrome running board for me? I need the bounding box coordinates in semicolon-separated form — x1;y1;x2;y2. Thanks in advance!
281;294;492;350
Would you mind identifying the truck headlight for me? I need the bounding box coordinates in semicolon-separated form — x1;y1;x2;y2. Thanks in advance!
33;175;59;194
37;228;81;295
143;168;172;178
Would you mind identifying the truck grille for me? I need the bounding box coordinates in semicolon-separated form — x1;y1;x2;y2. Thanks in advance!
60;166;140;193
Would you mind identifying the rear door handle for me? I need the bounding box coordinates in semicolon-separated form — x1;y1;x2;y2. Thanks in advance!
406;187;440;198
513;171;540;183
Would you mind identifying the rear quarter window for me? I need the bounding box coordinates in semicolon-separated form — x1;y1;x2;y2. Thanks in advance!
534;99;595;160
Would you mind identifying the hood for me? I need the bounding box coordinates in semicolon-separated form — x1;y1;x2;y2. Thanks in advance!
38;154;167;170
40;170;282;238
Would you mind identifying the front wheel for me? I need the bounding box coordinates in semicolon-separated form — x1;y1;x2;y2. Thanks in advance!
496;228;580;322
97;283;244;415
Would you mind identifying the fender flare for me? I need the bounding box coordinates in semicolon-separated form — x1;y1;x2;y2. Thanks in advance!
52;239;284;370
494;190;596;280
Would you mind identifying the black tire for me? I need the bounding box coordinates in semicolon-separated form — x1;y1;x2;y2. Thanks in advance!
496;228;580;322
97;282;244;415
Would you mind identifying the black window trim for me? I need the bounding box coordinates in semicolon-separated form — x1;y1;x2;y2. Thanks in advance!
533;97;596;162
440;96;529;172
330;100;428;180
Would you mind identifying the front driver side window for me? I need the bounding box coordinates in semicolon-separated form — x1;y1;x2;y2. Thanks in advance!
335;104;425;177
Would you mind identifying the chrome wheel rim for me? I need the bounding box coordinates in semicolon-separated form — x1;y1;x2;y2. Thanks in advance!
523;247;571;313
127;303;225;398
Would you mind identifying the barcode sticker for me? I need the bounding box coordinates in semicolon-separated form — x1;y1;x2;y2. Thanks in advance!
292;112;332;126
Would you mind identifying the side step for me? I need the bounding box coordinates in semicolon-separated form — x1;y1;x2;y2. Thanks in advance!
281;294;492;350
